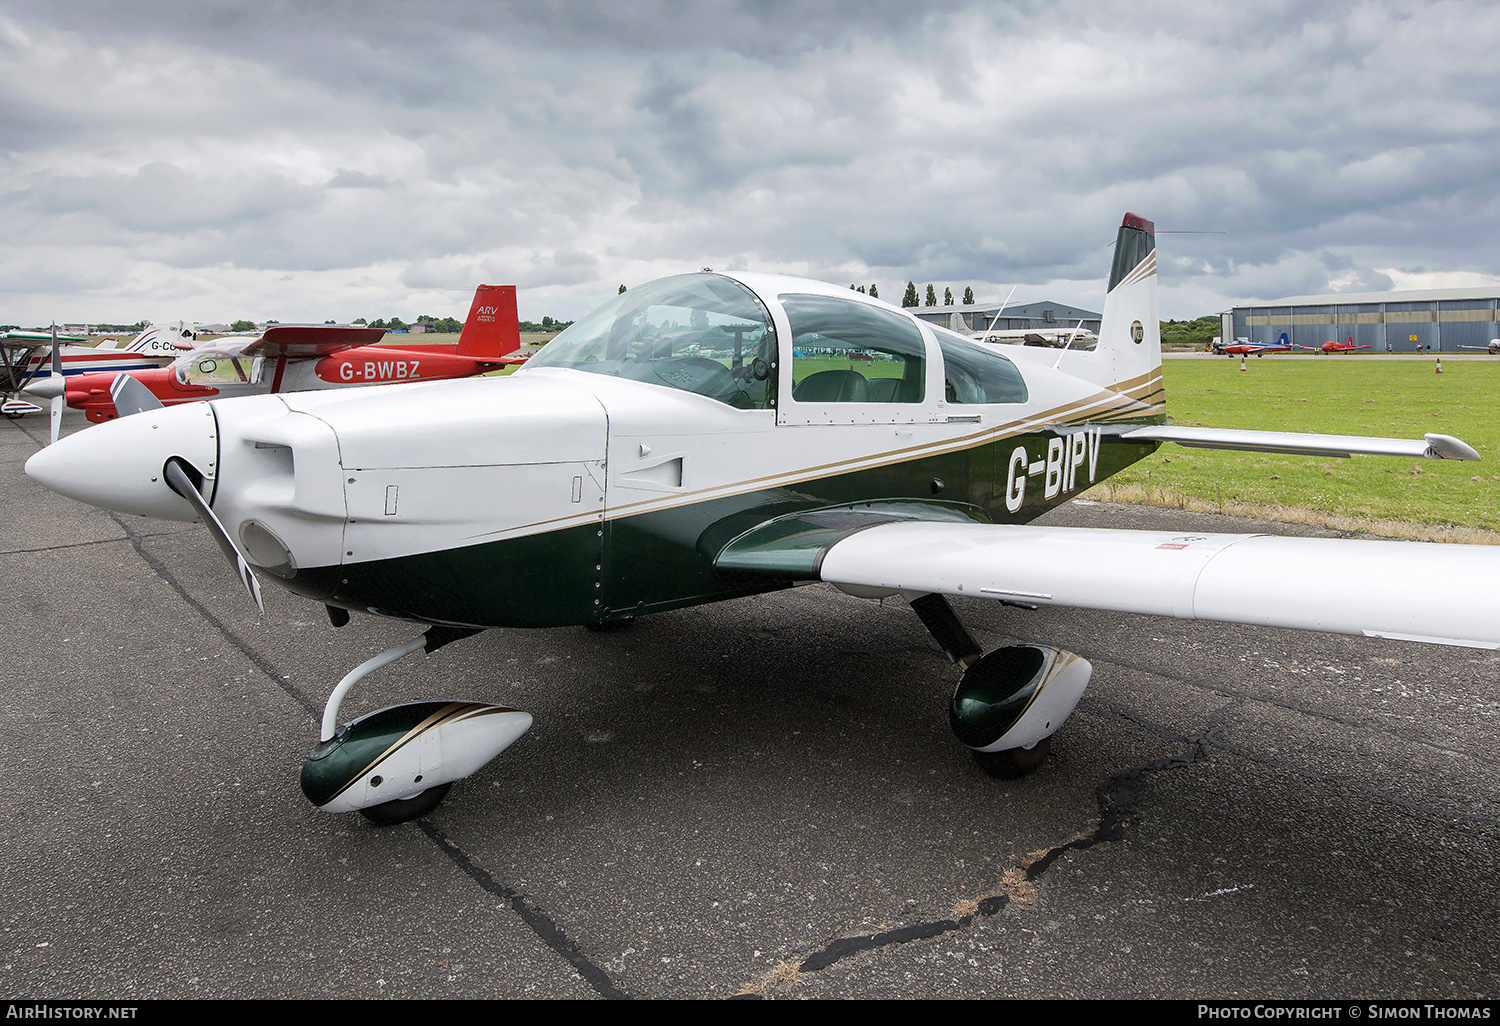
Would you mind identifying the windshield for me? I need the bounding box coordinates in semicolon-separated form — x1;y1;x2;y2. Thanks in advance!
523;274;776;409
174;342;264;387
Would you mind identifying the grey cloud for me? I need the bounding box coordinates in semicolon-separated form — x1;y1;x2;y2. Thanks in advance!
14;163;320;233
326;168;390;189
1;0;1497;324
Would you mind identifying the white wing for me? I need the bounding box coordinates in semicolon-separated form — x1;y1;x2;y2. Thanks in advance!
816;523;1500;649
1120;426;1479;461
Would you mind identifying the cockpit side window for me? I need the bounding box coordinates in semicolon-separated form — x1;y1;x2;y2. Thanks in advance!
174;345;265;387
522;273;777;409
781;294;925;403
932;326;1028;404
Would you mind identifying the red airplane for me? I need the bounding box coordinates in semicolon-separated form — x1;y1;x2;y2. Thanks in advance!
57;284;527;423
1213;332;1296;358
1301;335;1371;354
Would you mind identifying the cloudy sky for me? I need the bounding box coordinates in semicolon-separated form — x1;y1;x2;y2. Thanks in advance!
1;0;1497;326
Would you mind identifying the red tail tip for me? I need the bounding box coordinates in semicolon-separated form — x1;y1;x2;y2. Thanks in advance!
1122;212;1155;234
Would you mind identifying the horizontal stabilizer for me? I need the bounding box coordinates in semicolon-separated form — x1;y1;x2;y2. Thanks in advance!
817;523;1500;650
242;325;388;360
1122;425;1480;461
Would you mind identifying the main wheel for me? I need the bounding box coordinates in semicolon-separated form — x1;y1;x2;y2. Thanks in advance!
358;782;452;825
2;410;25;420
971;737;1051;779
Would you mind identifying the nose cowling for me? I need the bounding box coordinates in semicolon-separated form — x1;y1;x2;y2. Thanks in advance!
20;375;66;400
24;400;218;522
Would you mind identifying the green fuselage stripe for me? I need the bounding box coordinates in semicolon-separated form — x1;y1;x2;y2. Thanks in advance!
286;424;1160;628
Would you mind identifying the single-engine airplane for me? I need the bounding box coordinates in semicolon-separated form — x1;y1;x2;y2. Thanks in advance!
2;322;192;419
25;285;526;427
1301;335;1372;354
1458;339;1500;355
25;213;1500;827
1213;332;1296;358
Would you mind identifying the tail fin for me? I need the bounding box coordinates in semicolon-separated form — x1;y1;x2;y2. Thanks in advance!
126;320;196;354
456;284;520;360
1093;212;1161;405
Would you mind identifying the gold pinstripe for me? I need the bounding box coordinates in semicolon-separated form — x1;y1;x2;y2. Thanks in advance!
326;702;519;804
457;372;1166;544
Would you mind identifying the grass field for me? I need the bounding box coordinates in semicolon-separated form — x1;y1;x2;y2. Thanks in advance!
1093;359;1500;536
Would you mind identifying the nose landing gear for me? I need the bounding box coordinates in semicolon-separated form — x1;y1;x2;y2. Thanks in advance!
300;626;533;824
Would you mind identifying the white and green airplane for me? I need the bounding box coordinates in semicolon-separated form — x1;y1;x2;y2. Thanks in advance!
24;213;1500;825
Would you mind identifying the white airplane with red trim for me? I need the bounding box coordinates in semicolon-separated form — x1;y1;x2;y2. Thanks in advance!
24;213;1500;826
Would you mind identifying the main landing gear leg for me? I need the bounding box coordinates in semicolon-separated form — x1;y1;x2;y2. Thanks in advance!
910;594;1092;779
299;626;534;825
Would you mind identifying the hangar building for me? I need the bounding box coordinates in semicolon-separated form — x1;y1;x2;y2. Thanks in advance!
912;299;1101;335
1223;287;1500;353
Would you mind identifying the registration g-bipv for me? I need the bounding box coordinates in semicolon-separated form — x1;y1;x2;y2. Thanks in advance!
25;214;1500;825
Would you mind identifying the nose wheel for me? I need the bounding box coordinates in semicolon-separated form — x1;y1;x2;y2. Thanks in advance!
358;782;453;825
301;626;534;825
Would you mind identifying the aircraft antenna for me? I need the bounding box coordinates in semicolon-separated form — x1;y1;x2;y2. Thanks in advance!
986;284;1019;333
1051;319;1087;369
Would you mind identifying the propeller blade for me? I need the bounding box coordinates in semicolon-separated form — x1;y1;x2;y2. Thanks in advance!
48;325;62;445
109;373;164;417
162;457;264;613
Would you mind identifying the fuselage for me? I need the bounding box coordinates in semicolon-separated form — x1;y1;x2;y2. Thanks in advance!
26;272;1165;629
58;342;502;422
1218;343;1291;357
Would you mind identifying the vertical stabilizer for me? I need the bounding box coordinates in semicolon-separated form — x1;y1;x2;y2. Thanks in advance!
456;284;520;360
126;320;196;353
1094;212;1161;405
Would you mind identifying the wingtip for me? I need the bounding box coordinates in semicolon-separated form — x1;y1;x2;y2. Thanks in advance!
1424;433;1481;461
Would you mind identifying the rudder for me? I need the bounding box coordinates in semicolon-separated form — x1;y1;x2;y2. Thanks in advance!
1095;212;1161;404
456;284;520;360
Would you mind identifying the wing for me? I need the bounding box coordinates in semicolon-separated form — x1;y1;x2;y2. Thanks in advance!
811;522;1500;650
240;325;389;359
1120;425;1479;461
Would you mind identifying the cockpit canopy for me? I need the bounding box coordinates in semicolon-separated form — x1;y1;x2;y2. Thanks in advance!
173;342;265;387
523;272;1027;409
523;273;777;409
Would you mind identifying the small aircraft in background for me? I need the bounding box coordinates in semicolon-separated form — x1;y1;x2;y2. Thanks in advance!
2;323;191;418
24;285;527;431
1300;336;1372;354
1212;332;1296;358
1458;339;1500;355
25;213;1500;827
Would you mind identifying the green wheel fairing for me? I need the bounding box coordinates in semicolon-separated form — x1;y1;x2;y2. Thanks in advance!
949;647;1050;749
302;701;468;808
290;432;1159;629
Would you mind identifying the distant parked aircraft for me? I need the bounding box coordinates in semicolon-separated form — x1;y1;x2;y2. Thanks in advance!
28;285;527;431
1212;331;1296;358
1301;335;1372;354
